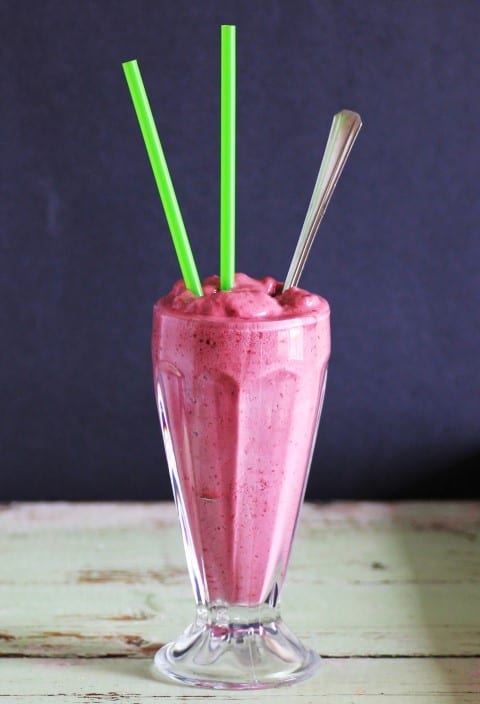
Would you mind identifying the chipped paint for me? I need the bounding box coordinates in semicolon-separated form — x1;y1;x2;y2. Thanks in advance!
76;568;185;585
1;501;480;666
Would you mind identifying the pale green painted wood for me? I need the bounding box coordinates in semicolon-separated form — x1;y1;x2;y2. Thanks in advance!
0;657;479;702
0;502;479;658
1;502;480;702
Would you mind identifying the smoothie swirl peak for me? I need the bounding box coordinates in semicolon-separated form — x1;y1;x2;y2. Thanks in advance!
159;273;329;320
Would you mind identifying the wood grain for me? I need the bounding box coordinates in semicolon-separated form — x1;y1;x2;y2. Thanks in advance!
0;502;479;701
1;657;480;702
1;502;479;658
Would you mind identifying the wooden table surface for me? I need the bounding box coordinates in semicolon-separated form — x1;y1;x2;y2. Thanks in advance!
0;502;479;702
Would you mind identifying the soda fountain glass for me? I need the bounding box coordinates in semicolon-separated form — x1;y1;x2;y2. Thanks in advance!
152;300;330;689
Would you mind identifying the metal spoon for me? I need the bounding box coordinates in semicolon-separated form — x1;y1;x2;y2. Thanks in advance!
283;109;362;291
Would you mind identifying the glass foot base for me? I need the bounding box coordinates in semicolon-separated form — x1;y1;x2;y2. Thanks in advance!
153;604;320;690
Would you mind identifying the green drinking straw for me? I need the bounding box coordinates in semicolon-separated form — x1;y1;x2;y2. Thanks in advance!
122;60;203;297
220;25;236;291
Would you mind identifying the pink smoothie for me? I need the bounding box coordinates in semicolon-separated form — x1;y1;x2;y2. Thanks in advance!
152;273;330;606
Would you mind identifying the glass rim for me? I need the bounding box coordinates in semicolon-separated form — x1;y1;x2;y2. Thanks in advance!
153;298;330;328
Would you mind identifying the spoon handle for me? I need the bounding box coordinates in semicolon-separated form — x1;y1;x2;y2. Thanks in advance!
283;110;362;292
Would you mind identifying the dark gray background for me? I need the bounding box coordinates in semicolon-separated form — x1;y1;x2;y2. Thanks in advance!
1;0;479;501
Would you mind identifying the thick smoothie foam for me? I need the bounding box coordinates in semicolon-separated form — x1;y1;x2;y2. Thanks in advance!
153;274;330;605
161;272;327;319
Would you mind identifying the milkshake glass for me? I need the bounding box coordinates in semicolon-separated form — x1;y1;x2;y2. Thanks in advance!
152;274;330;689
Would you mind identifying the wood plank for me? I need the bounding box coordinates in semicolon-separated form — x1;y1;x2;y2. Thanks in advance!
0;502;479;657
1;657;480;702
